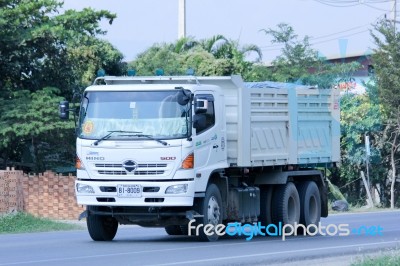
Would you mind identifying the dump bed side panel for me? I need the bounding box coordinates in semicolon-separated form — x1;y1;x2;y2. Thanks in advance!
247;87;291;166
222;76;340;167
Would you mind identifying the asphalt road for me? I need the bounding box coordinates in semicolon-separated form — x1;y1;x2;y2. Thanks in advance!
0;210;399;266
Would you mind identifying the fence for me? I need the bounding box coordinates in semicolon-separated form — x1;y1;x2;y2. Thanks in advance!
0;168;84;220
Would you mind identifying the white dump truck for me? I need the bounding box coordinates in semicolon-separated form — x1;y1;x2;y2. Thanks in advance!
59;75;340;241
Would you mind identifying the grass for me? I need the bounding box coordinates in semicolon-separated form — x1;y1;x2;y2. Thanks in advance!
0;212;84;234
351;250;400;266
328;206;393;215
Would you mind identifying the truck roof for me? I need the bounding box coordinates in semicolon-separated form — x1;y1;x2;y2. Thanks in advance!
93;75;317;90
93;75;233;86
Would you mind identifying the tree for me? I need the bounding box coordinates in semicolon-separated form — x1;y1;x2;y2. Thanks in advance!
0;88;75;172
67;38;126;86
129;35;264;78
129;43;183;76
371;19;400;208
260;23;319;82
0;0;124;171
0;1;119;97
339;86;386;205
261;23;360;88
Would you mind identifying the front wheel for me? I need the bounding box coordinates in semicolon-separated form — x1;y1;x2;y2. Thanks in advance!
194;183;222;242
165;225;184;235
86;206;118;241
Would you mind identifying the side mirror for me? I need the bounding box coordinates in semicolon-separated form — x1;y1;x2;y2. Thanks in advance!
176;88;191;106
193;114;206;130
59;101;70;120
194;99;208;114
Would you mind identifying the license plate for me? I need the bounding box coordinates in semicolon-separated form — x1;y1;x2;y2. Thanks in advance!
117;184;142;198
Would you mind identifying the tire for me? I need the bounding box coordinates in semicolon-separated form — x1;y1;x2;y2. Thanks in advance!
271;182;300;228
179;225;189;235
165;225;184;235
194;183;222;241
297;181;321;232
259;186;274;226
86;206;118;241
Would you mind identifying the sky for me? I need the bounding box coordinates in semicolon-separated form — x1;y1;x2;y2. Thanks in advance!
62;0;396;63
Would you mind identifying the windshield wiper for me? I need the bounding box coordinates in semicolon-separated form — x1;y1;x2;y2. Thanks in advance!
93;130;141;146
119;134;168;146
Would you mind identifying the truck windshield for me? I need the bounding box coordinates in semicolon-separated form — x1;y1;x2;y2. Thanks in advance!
78;90;190;140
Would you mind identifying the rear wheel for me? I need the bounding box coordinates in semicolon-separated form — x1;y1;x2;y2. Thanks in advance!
272;182;300;228
297;181;321;233
260;186;274;226
194;183;222;242
86;206;118;241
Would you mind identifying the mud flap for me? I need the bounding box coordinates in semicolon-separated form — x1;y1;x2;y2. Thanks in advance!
78;210;88;220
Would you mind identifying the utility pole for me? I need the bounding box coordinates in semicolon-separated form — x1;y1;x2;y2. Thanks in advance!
178;0;186;39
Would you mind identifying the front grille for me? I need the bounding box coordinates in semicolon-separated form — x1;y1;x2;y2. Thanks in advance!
95;162;169;176
133;171;164;175
138;164;167;168
144;198;164;203
95;163;123;168
98;170;128;175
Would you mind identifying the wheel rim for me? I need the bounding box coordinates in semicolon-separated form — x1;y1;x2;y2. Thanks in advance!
207;195;220;225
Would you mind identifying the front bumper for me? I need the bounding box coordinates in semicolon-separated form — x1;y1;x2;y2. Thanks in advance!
75;179;195;207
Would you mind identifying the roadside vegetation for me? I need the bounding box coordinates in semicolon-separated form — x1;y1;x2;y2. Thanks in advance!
0;212;83;234
352;250;400;266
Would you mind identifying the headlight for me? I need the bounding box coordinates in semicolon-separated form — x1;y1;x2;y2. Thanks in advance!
165;184;188;194
76;183;95;194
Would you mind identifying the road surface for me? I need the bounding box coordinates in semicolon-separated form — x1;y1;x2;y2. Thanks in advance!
0;210;399;266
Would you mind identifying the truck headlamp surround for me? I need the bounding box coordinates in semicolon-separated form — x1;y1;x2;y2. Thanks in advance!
165;184;188;194
76;183;95;194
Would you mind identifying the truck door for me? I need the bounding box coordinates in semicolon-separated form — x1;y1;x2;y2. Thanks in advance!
193;93;227;172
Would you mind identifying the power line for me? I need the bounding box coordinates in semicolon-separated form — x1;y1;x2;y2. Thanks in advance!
314;0;360;7
362;2;394;11
310;29;369;45
315;0;393;4
259;11;388;52
314;0;394;9
259;25;371;51
260;28;373;52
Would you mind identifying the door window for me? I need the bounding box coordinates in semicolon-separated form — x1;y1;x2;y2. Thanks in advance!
195;95;215;134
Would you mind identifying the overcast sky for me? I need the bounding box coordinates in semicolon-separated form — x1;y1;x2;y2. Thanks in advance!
62;0;396;63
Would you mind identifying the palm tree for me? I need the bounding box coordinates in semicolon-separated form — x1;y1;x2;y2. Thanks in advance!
171;36;199;53
200;35;262;62
200;35;229;55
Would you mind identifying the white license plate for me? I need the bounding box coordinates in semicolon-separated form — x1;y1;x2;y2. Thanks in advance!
117;184;142;198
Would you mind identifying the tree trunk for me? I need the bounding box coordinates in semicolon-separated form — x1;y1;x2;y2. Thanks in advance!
390;147;396;209
390;131;398;209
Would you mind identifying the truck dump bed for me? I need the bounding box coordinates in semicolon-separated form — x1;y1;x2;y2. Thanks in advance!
196;75;340;167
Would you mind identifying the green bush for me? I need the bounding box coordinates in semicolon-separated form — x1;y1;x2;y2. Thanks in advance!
0;212;82;234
